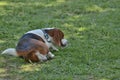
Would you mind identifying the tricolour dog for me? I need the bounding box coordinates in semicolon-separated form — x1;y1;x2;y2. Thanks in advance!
2;28;67;62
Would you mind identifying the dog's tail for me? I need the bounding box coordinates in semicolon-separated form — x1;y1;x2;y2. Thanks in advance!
1;48;18;57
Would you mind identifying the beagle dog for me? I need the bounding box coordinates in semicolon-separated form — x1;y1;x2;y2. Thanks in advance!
2;28;67;62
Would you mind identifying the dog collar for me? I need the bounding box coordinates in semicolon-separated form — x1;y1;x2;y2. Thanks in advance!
42;30;51;43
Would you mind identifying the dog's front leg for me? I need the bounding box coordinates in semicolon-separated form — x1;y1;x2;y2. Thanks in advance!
51;44;59;51
47;52;55;59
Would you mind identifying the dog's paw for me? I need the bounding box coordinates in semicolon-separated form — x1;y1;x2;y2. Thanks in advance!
47;52;55;59
54;48;59;51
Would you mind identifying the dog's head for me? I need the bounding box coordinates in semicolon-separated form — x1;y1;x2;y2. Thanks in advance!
45;28;67;47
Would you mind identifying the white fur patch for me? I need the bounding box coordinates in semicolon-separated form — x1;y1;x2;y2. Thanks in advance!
61;39;67;45
26;29;44;39
2;48;18;56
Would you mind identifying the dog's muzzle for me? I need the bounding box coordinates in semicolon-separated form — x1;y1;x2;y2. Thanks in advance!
61;39;68;47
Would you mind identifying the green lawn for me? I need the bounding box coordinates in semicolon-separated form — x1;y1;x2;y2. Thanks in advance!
0;0;120;80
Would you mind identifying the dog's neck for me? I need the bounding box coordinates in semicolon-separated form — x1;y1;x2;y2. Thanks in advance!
42;30;51;43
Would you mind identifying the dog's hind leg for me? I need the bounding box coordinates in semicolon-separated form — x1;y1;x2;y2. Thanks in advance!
35;51;47;62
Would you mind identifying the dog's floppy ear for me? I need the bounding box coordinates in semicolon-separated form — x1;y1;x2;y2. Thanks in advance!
47;28;64;46
52;29;64;46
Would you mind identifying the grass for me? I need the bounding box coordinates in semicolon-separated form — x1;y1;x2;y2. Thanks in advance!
0;0;120;80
